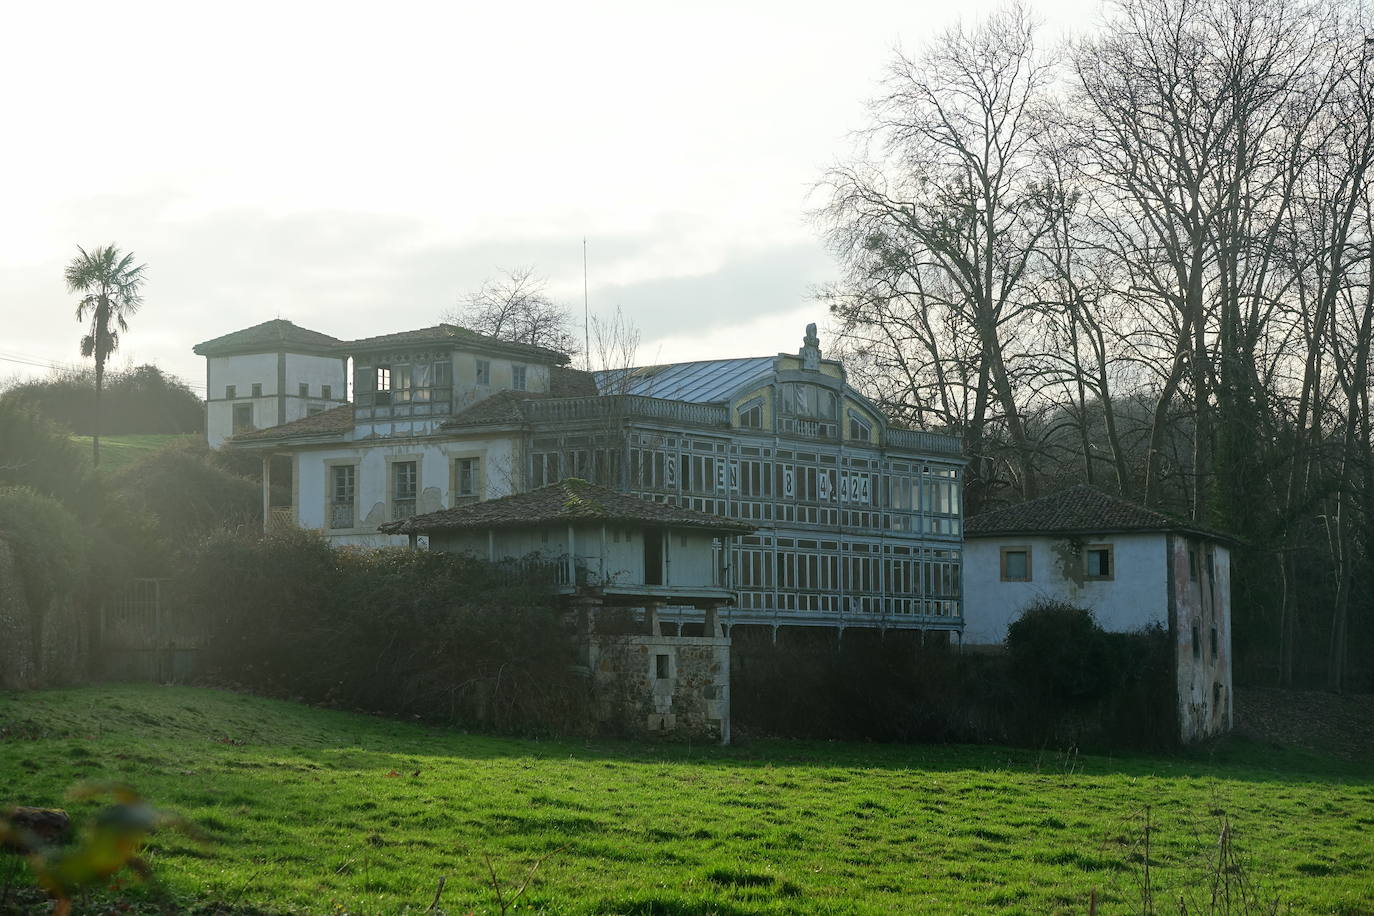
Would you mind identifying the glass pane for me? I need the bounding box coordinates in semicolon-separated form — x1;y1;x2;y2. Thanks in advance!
1004;551;1028;579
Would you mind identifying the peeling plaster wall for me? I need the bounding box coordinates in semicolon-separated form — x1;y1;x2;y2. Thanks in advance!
589;634;730;743
962;533;1169;645
1170;536;1233;741
292;436;518;547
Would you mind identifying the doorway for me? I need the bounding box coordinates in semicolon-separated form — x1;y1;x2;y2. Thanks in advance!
643;529;663;585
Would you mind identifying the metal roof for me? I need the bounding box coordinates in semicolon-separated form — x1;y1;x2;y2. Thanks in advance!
596;356;775;404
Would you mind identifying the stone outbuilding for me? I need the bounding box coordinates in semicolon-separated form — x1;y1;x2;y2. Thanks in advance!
380;479;755;743
962;485;1235;742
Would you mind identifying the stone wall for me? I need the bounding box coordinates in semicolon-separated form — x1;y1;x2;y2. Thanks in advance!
588;633;731;744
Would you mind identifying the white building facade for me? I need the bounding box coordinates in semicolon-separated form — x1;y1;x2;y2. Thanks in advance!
962;485;1234;741
204;321;967;639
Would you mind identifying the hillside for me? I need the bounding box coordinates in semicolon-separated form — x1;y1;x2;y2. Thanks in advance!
68;434;198;473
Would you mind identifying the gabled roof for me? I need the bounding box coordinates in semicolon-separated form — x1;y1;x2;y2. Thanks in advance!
229;404;353;443
379;478;755;536
193;319;341;356
965;485;1232;542
596;356;776;403
344;324;570;365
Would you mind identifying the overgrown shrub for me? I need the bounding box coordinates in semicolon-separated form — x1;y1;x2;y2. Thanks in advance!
178;529;591;734
109;440;260;542
732;608;1178;750
0;364;202;435
1007;599;1113;705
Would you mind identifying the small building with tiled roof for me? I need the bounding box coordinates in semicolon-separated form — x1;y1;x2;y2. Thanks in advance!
963;485;1233;742
380;478;752;609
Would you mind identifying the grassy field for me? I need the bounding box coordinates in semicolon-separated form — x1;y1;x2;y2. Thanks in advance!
1;686;1371;916
68;434;196;472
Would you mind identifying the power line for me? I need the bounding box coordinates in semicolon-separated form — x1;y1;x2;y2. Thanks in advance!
0;351;207;391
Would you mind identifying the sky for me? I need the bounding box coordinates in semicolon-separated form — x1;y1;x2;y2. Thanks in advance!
0;0;1097;392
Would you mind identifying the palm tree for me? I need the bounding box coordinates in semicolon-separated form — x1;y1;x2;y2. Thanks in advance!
65;245;147;467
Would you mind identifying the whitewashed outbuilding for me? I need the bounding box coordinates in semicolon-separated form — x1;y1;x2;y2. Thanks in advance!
962;485;1234;742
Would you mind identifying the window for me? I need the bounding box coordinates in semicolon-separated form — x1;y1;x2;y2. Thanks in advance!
1210;626;1219;660
322;384;333;400
1192;623;1201;660
512;364;527;391
1000;546;1031;582
476;359;491;385
849;410;873;442
454;457;480;502
738;399;763;429
251;383;263;397
374;366;392;405
655;654;670;679
391;461;417;520
225;384;236;399
299;382;309;398
329;465;356;529
1189;547;1199;581
1084;545;1114;580
232;403;253;433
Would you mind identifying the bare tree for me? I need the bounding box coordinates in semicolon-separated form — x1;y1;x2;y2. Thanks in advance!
448;266;582;360
817;3;1055;506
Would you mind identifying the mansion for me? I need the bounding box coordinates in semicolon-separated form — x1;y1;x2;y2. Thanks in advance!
193;319;966;637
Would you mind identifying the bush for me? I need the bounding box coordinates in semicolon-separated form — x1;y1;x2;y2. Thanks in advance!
179;530;591;734
0;364;202;435
109;440;260;542
1007;599;1113;705
0;402;94;507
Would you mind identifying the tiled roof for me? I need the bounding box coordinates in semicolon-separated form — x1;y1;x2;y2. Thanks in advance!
193;319;341;356
344;324;570;364
379;479;756;535
230;404;354;442
442;390;541;428
441;368;602;430
965;485;1230;541
596;356;776;403
550;366;599;397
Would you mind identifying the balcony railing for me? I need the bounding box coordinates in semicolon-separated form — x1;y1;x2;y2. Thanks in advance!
524;396;730;429
268;506;295;531
886;427;964;456
329;503;354;529
391;498;416;521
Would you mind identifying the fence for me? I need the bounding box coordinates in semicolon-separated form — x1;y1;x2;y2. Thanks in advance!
100;578;203;682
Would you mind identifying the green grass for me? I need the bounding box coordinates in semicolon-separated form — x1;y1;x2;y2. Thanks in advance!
68;434;197;472
2;686;1371;915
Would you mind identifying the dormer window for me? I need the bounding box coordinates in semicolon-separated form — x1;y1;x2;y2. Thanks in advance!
848;410;873;442
738;398;763;429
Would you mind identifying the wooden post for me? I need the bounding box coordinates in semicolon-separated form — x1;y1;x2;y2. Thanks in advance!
261;454;272;533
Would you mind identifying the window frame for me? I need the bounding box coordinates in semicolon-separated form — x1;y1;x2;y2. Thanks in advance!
387;457;421;522
251;382;263;398
225;384;236;399
452;455;482;504
231;402;254;434
325;460;359;530
511;364;527;391
476;359;491;386
1083;544;1115;581
299;382;309;398
999;545;1032;582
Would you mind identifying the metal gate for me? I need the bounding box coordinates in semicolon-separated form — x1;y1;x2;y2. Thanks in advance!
100;578;201;681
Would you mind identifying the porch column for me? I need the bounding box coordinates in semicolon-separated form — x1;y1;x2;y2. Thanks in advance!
703;601;724;639
644;600;663;636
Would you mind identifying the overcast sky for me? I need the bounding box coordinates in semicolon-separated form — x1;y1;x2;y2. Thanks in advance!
0;0;1096;392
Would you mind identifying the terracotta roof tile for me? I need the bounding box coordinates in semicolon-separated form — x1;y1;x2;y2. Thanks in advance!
193;319;341;356
965;485;1231;541
379;479;755;536
230;404;354;442
344;323;570;364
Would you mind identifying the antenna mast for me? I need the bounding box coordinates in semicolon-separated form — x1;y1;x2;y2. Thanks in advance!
582;237;590;370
